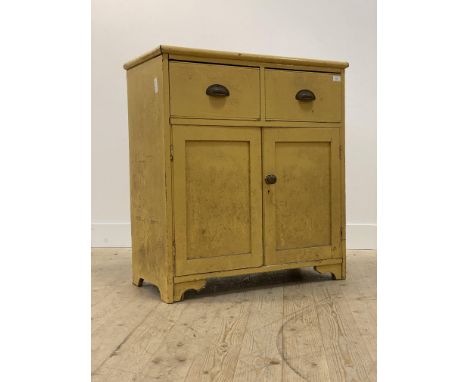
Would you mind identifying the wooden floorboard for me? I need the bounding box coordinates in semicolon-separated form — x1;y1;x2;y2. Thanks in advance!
92;249;376;381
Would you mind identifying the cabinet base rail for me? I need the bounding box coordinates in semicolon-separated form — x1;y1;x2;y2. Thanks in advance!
133;259;344;303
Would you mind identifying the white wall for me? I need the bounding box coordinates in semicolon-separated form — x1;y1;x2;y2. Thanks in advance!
91;0;376;249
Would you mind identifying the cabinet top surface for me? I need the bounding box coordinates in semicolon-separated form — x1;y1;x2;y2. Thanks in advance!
123;45;349;71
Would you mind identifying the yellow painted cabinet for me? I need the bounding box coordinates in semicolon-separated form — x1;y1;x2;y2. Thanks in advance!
124;46;348;302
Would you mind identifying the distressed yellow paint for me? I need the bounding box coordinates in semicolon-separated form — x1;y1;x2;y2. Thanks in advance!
124;46;348;302
124;45;349;71
173;125;263;276
263;128;342;265
265;69;342;122
170;61;260;120
126;56;173;302
275;141;332;250
185;141;251;259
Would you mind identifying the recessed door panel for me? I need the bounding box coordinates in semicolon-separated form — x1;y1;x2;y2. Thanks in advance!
263;128;341;265
173;125;263;276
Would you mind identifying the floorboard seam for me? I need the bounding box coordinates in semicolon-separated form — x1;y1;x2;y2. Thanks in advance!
91;304;159;375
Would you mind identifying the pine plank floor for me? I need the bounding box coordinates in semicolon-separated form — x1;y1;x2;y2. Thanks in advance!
92;249;376;381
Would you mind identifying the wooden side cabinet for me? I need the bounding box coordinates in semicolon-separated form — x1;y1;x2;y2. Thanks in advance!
124;46;349;303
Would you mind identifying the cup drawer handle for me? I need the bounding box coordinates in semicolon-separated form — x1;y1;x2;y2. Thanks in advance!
295;89;316;101
206;84;230;97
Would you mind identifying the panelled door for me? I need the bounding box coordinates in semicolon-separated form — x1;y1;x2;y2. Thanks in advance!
263;128;342;265
173;125;263;276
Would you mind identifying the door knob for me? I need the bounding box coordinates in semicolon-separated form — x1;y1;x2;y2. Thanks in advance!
265;174;277;184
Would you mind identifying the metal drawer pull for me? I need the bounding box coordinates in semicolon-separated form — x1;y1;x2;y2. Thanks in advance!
265;174;277;185
206;84;230;97
295;89;316;101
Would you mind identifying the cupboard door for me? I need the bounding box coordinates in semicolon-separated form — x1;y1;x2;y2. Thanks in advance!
173;125;263;276
263;128;341;265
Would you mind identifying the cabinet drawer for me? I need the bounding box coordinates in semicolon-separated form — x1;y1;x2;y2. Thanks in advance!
170;62;260;120
265;69;342;122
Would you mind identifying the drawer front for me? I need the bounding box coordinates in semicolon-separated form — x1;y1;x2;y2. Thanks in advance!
170;62;260;120
265;69;342;122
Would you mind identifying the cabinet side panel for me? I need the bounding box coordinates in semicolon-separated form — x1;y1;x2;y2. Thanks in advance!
340;70;347;277
126;56;170;294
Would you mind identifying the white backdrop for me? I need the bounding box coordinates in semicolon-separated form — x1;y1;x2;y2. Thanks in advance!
91;0;376;248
